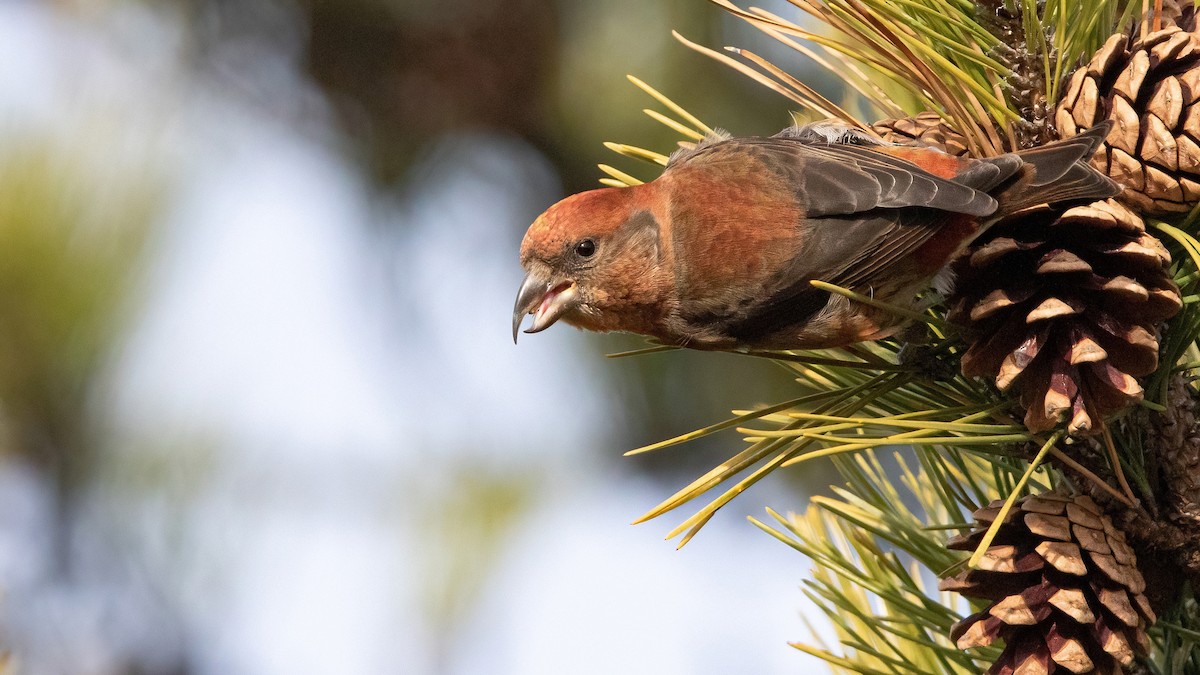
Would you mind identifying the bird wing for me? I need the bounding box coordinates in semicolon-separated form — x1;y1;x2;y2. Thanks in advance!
668;136;1006;217
665;137;1005;343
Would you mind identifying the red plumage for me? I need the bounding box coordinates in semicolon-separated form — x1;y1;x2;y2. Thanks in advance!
513;122;1118;351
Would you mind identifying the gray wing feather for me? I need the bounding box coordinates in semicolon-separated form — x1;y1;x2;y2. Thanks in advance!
801;143;993;215
671;138;1003;218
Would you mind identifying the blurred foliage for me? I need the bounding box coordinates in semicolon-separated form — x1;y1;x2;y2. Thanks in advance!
172;0;790;192
756;447;1036;673
300;0;559;183
165;0;828;488
597;336;840;502
0;127;161;561
412;464;538;667
0;1;859;671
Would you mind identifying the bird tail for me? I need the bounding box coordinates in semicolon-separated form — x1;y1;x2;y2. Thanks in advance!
971;122;1119;220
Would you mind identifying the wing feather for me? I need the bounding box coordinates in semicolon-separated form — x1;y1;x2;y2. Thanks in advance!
670;138;1003;217
665;135;1014;344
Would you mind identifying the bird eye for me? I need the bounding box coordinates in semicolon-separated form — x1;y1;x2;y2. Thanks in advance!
574;239;596;258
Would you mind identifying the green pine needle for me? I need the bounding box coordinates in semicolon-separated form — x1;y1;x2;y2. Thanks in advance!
592;0;1200;669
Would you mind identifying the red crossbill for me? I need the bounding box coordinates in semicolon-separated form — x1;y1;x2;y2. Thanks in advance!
513;122;1116;350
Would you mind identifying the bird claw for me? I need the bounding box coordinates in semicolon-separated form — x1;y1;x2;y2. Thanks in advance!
897;342;958;381
895;324;957;380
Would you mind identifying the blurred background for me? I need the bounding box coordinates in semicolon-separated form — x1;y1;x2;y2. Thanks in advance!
0;1;846;672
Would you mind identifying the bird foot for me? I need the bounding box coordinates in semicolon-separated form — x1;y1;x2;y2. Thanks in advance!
895;325;957;380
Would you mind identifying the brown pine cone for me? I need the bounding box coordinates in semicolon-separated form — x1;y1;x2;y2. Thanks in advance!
1056;26;1200;216
872;112;971;156
1148;0;1197;32
950;199;1181;434
942;492;1155;674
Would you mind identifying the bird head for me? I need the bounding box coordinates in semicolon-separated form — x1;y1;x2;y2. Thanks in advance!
512;186;662;342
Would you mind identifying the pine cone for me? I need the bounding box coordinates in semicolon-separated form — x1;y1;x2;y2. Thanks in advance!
950;199;1181;433
872;112;971;156
1056;26;1200;216
942;492;1155;674
1148;0;1197;32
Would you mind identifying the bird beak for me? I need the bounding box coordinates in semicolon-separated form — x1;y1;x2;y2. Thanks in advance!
512;271;579;343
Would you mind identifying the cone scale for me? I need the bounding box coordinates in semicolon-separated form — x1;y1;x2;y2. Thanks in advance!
942;493;1154;674
949;199;1180;433
1057;25;1200;215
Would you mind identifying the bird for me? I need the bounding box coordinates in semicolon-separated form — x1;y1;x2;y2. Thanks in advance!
512;121;1118;351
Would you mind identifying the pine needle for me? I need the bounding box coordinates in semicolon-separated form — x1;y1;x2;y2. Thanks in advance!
966;431;1063;568
642;109;705;140
593;0;1200;667
597;164;643;186
810;280;948;327
605;344;680;358
625;75;713;135
602;142;670;166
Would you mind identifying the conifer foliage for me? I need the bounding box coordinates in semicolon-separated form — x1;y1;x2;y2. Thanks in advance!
599;0;1200;672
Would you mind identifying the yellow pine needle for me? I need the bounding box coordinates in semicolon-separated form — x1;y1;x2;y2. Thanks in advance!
641;109;705;141
720;46;844;117
809;280;947;327
850;5;995;155
1050;0;1069;102
797;0;1006;153
782;442;899;468
788;364;840;390
632;433;797;522
748;512;796;548
665;447;797;546
779;407;1011;467
791;402;1001;422
663;377;918;542
763;414;1020;434
1153;222;1200;271
966;431;1063;568
598;178;628;188
707;0;906;82
984;62;1020;149
597;164;642;186
1021;0;1052;109
960;83;1006;153
604;344;679;358
732;409;796;422
740;421;865;440
843;342;895;367
624;392;831;456
732;47;869;128
673;32;817;111
602;141;669;166
742;7;906;118
639;373;907;531
796;1;909;67
871;0;997;44
853;1;1003;70
744;8;897;98
789;641;891;674
780;1;916;82
625;74;713;135
742;350;914;371
793;432;1031;447
696;2;892;123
